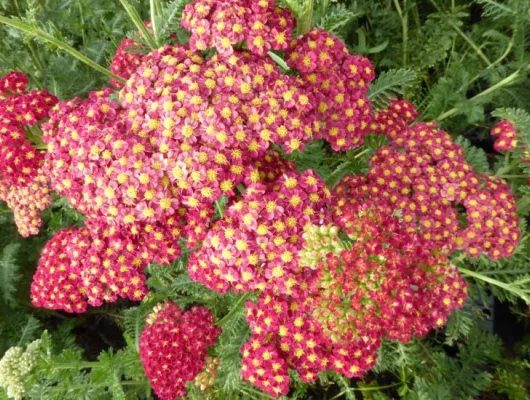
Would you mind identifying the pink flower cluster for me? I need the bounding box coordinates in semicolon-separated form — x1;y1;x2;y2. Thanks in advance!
334;118;520;259
241;203;467;397
110;38;145;88
0;71;29;94
0;72;57;236
286;29;375;151
188;167;331;295
0;170;50;237
18;2;523;396
139;302;221;400
182;0;294;55
490;119;517;152
370;99;418;138
30;223;178;313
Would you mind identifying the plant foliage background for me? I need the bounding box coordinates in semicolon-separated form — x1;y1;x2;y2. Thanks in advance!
0;0;529;399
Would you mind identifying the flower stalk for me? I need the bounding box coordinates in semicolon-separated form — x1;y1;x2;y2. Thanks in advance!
0;15;124;83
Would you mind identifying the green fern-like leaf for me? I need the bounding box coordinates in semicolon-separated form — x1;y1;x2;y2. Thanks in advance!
157;0;193;44
444;308;475;346
17;316;41;347
454;136;491;174
477;0;517;21
0;243;21;304
123;306;149;352
317;3;360;36
367;69;417;109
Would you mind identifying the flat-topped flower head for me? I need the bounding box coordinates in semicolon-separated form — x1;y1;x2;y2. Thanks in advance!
0;72;29;96
241;204;468;397
490;119;517;152
140;302;221;400
0;168;51;237
188;168;332;295
31;224;178;313
110;38;146;88
334;120;520;259
286;29;375;151
182;0;295;56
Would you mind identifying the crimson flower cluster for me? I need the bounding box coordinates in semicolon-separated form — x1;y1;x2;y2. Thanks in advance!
490;119;517;152
110;38;145;88
18;1;524;396
0;72;57;236
182;0;294;55
286;29;375;151
188;167;331;295
139;302;221;400
242;203;467;397
30;224;175;313
338;106;520;259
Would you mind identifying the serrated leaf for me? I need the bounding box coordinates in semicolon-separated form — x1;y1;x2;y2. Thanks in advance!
123;306;148;352
454;136;491;174
318;3;360;35
368;69;417;109
157;0;193;45
0;243;21;304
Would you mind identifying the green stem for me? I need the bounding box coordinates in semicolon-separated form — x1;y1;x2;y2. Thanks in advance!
0;15;124;83
150;0;160;43
429;0;492;66
77;0;87;48
459;267;530;304
53;361;103;370
119;0;157;50
216;292;253;327
353;148;371;159
50;381;144;391
297;0;314;35
399;0;409;69
27;40;45;72
332;381;402;399
498;175;528;179
487;37;513;70
437;69;523;121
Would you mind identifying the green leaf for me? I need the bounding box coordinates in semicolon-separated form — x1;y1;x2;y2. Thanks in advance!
16;316;41;347
367;69;417;109
0;243;21;304
454;136;491;174
157;0;193;45
123;306;149;352
318;3;360;35
444;308;474;346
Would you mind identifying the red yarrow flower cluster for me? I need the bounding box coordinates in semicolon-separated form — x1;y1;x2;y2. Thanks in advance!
30;224;174;313
333;121;520;258
139;302;221;400
188;168;331;295
0;169;51;237
110;38;145;88
370;99;418;139
0;71;56;236
490;119;517;152
286;29;375;151
0;72;29;94
182;0;295;56
242;204;467;397
43;88;185;248
0;125;45;186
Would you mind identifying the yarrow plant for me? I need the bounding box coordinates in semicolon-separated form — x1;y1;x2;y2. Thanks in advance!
490;119;518;152
0;0;528;398
0;339;41;400
0;71;57;237
139;302;221;400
